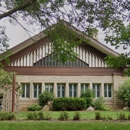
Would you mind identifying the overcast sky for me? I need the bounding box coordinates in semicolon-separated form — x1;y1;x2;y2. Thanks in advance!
1;17;129;54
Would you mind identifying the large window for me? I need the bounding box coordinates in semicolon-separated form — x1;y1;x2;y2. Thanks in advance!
104;84;112;98
45;83;53;93
22;83;30;98
81;83;89;93
69;84;77;97
33;83;42;98
92;84;100;98
57;84;65;97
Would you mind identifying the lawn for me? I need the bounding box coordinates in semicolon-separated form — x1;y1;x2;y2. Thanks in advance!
0;121;130;130
16;110;130;120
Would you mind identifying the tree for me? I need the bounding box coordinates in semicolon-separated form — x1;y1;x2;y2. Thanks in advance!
80;88;94;108
0;0;130;63
116;79;130;108
0;68;14;88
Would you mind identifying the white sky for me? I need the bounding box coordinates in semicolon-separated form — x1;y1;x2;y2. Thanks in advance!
0;17;129;54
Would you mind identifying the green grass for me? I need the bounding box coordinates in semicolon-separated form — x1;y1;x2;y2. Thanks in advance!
0;122;130;130
16;110;130;120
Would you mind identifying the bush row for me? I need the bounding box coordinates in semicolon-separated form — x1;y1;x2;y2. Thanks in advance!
95;111;130;120
27;111;51;120
0;112;16;120
53;98;86;111
27;104;42;111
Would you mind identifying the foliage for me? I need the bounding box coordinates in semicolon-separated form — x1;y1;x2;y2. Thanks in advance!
38;91;55;107
0;0;130;64
93;97;108;111
73;111;81;120
80;88;94;108
0;68;14;88
27;104;42;111
44;112;52;120
27;111;45;120
53;97;86;111
117;112;127;120
58;111;69;121
95;112;102;120
105;54;130;76
0;112;16;120
116;79;130;106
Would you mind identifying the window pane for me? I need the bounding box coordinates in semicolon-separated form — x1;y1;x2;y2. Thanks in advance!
69;85;72;97
57;85;60;97
104;84;107;97
50;84;53;93
62;85;65;97
34;84;37;98
26;84;30;98
97;85;100;97
45;84;49;92
108;84;112;97
74;85;77;97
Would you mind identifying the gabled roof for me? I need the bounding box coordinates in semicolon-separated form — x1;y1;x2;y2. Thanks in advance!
0;21;119;61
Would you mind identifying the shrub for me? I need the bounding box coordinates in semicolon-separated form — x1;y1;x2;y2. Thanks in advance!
95;112;102;120
44;112;52;120
27;104;42;111
107;115;113;120
27;111;51;120
58;111;69;120
0;112;16;120
53;98;86;111
37;111;44;120
38;91;55;107
80;88;94;108
128;113;130;120
116;79;130;108
73;111;81;120
117;112;127;120
94;97;107;111
27;112;35;120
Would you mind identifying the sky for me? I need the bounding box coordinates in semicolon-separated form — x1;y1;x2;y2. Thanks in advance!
0;17;129;54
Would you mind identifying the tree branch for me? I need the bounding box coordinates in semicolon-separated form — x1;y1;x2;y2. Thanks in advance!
0;0;37;20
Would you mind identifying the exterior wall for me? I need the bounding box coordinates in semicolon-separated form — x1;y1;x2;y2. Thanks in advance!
16;75;129;110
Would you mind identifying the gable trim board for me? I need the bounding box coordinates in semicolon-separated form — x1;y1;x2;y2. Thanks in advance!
0;21;128;111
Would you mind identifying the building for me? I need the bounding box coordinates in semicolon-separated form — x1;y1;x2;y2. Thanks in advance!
0;22;128;110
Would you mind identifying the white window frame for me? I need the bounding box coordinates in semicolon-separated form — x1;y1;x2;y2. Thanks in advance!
92;84;101;98
45;83;54;93
57;84;65;98
104;84;112;98
33;83;42;98
21;83;30;98
69;84;77;97
81;83;89;93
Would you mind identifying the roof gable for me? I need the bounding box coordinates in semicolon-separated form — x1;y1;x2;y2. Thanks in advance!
0;21;119;67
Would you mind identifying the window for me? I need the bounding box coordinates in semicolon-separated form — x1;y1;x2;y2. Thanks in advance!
104;84;112;98
81;83;89;93
57;84;65;97
92;84;100;98
69;84;77;97
22;83;30;98
33;83;42;98
45;83;53;93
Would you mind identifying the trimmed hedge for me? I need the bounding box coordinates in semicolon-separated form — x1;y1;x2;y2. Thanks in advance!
53;98;86;111
27;104;42;111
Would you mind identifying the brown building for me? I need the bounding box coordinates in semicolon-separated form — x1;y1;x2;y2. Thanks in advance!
0;22;128;110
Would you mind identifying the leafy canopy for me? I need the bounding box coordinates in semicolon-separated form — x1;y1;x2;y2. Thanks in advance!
0;0;130;65
116;79;130;104
0;68;14;88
